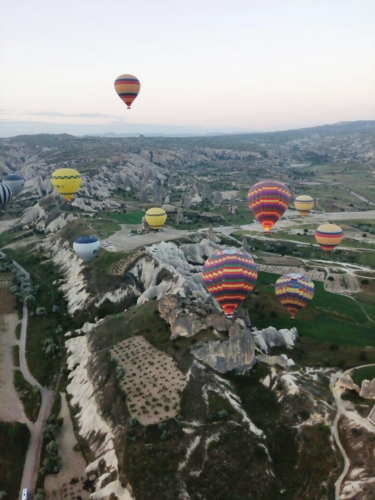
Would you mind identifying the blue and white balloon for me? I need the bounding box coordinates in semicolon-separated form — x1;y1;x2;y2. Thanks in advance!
0;183;14;209
73;236;100;262
3;174;25;197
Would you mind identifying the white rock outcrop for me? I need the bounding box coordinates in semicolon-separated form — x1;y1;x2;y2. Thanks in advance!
66;336;133;500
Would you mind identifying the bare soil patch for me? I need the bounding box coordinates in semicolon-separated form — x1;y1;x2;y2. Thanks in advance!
111;336;186;425
0;275;26;423
326;274;360;294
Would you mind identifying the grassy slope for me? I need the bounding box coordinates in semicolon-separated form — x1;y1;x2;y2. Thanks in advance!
0;422;30;497
246;272;375;349
109;211;144;225
58;217;121;244
3;246;79;387
14;370;42;422
352;367;375;386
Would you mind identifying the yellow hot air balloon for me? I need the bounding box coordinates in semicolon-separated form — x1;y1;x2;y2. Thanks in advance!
51;168;82;203
114;74;141;109
294;195;314;218
315;223;344;251
145;208;167;230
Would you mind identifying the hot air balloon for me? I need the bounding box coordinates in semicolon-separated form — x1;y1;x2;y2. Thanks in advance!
114;74;141;109
3;174;25;197
51;168;82;203
275;273;315;319
294;195;314;218
202;248;257;317
73;236;100;262
315;223;343;251
248;180;291;234
0;183;14;209
145;208;167;230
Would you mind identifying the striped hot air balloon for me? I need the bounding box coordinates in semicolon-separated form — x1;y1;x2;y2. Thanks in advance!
275;273;315;319
114;74;141;109
248;180;291;234
145;207;167;230
3;174;25;197
294;195;314;218
51;168;82;203
0;183;14;209
315;223;344;251
202;248;258;317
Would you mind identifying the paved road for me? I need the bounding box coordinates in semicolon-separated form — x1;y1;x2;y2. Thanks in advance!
330;364;375;500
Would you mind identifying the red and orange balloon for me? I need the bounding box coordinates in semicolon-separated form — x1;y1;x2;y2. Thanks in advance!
114;74;141;109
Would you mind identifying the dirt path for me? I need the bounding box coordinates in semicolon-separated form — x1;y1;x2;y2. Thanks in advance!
330;364;375;500
44;393;89;500
19;303;54;499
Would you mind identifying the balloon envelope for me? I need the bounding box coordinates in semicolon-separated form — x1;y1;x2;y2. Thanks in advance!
51;168;82;203
202;248;257;317
114;74;141;109
294;195;314;218
315;223;343;251
248;180;291;233
3;174;25;197
145;208;167;230
73;236;100;262
0;183;14;208
275;273;315;318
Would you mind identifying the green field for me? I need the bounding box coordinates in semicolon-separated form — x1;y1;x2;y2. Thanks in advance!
14;370;42;422
2;247;82;387
246;272;375;349
58;217;121;244
110;211;145;225
0;422;30;498
352;366;375;386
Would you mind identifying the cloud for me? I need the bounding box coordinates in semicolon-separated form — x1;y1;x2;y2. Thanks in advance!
23;111;127;120
0;110;10;115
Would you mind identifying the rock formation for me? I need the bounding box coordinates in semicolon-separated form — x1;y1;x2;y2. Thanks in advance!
212;191;223;207
242;236;251;253
176;208;185;224
181;192;190;209
360;378;375;399
229;196;236;214
139;187;149;203
192;328;256;373
142;217;150;231
201;183;212;201
253;326;298;352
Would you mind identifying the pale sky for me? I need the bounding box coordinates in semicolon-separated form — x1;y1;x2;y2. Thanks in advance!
1;0;374;137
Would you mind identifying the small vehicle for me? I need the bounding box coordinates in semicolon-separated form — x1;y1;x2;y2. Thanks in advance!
22;489;28;500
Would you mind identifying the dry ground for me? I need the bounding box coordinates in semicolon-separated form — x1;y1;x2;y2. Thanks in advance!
111;336;186;425
0;274;27;423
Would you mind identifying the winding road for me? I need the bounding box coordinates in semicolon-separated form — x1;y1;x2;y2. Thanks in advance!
18;300;53;499
1;255;54;500
330;365;375;500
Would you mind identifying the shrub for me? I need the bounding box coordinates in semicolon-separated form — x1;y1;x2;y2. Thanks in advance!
329;344;339;351
217;409;228;419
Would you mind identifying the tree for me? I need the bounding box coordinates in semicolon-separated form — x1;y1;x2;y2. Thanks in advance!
34;490;45;500
25;294;36;306
0;492;7;499
36;306;47;316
